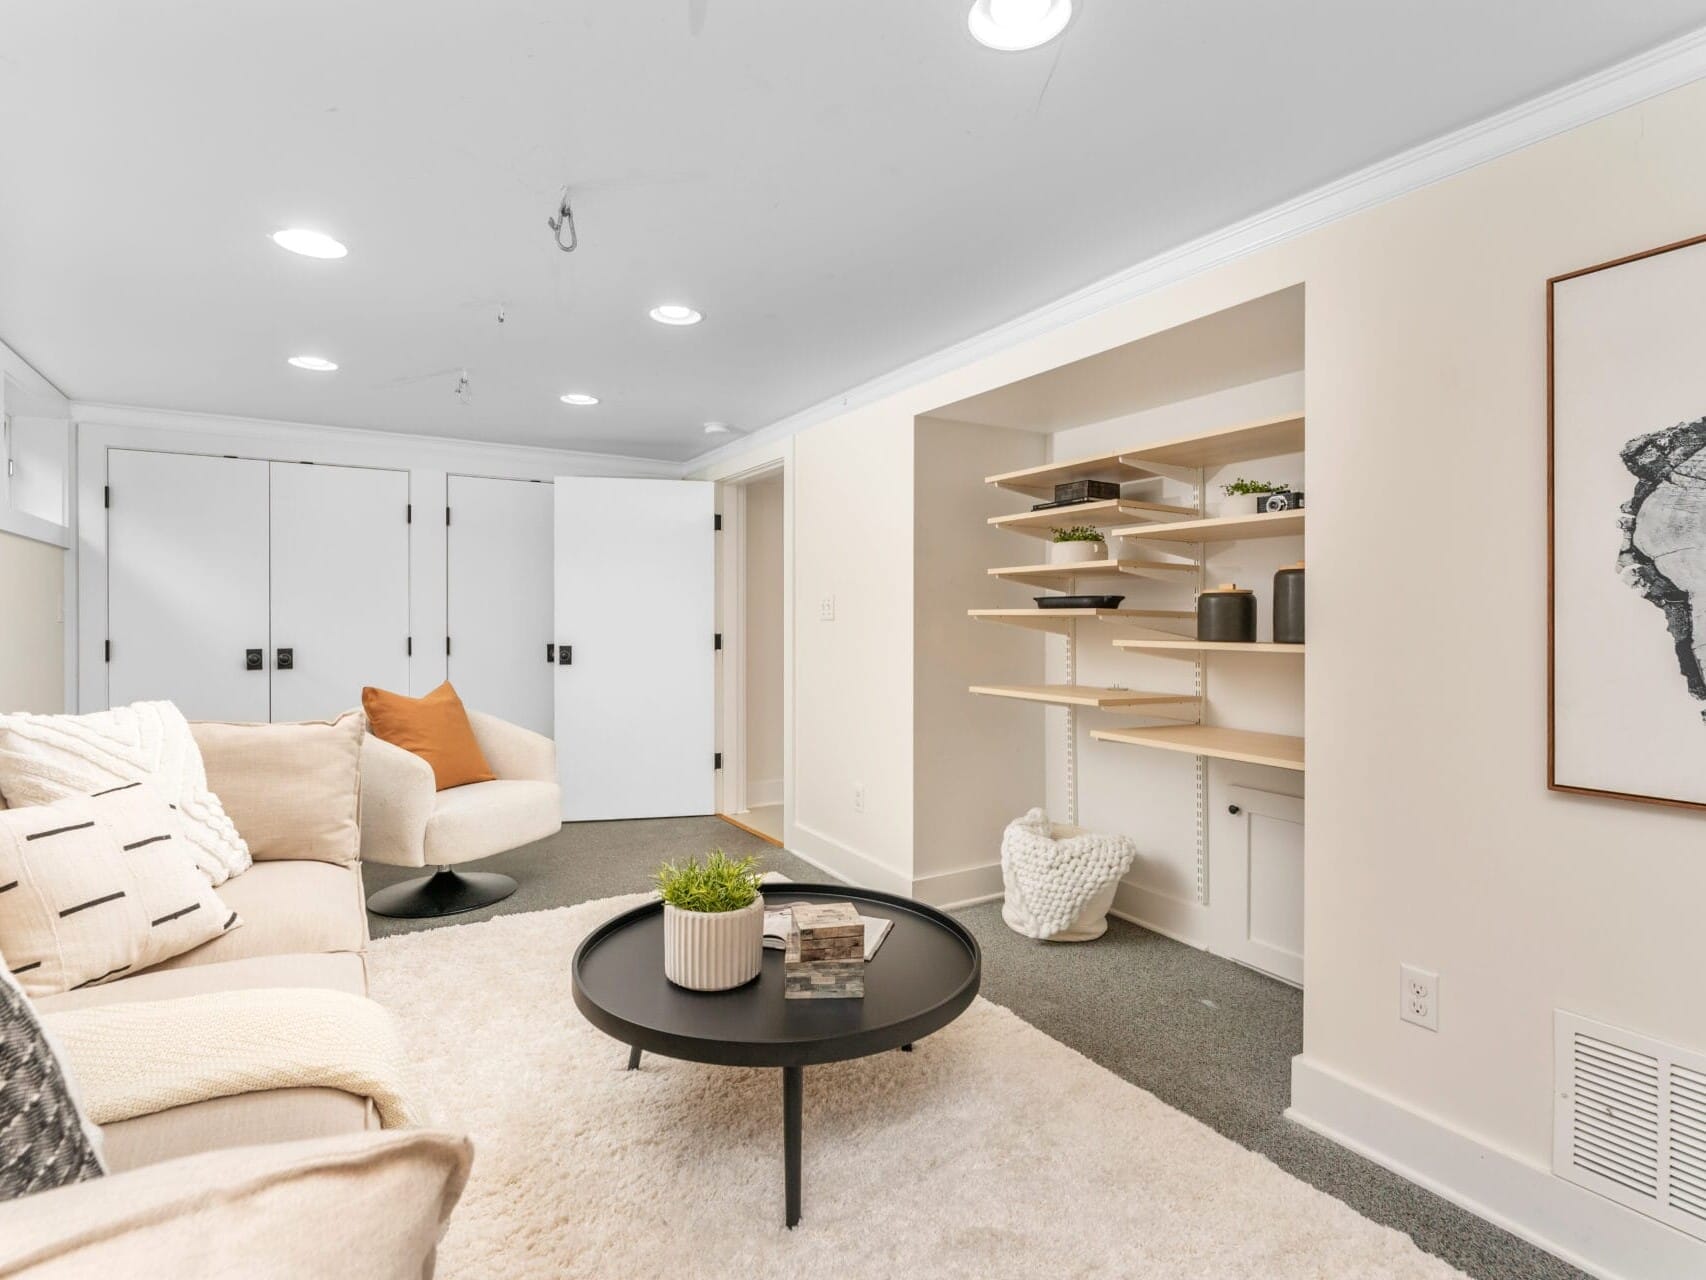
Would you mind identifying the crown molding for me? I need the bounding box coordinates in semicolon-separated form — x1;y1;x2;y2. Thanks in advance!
685;24;1706;474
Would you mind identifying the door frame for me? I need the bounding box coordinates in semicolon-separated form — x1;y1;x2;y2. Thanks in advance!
711;446;793;846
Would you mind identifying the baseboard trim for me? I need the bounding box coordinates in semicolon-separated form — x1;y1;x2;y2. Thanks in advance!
784;821;910;896
912;861;1004;908
1108;880;1208;949
1287;1057;1706;1280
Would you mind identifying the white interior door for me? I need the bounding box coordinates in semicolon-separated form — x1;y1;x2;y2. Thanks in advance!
554;477;715;820
108;449;270;721
269;462;410;722
447;475;554;735
1209;785;1304;985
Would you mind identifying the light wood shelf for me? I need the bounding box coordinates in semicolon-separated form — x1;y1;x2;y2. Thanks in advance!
1114;638;1305;655
1090;723;1305;772
989;498;1196;538
969;607;1193;634
970;684;1201;711
988;558;1197;588
1109;509;1304;544
985;412;1304;495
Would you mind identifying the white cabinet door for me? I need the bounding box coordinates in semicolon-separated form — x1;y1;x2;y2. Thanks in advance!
554;478;715;820
1210;785;1304;985
447;475;554;736
269;462;410;722
108;450;271;722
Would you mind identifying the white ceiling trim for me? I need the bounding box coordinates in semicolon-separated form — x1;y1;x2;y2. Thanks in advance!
686;22;1706;475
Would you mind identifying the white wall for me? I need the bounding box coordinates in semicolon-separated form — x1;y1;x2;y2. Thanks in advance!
743;473;784;807
73;403;677;713
0;529;64;714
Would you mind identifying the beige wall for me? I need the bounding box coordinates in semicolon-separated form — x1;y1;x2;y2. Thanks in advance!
0;529;64;713
701;79;1706;1212
743;473;784;805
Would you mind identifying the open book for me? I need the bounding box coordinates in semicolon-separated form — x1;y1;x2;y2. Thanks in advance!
763;904;893;962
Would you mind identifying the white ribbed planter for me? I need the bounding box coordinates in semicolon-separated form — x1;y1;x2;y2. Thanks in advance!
662;896;764;991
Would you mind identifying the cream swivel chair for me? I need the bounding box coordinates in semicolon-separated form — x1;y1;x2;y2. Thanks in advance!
358;709;561;918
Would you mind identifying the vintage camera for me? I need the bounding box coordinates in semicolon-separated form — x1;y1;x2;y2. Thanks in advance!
1257;490;1304;513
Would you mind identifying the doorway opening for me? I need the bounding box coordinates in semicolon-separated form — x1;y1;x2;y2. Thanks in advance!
718;465;785;846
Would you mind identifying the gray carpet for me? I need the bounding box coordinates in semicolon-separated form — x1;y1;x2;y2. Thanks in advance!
365;818;1582;1280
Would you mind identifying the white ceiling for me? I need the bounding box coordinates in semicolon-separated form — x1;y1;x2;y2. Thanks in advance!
3;3;1704;463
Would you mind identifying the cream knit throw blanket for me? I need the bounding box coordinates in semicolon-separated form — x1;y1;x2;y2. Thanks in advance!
44;988;421;1130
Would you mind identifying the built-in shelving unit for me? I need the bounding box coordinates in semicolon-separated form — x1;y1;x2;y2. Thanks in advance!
969;684;1201;711
969;607;1194;634
1113;637;1304;655
988;558;1197;588
1110;509;1303;544
1089;724;1305;772
988;498;1196;538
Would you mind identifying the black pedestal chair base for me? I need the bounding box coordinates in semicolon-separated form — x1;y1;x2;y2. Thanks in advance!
365;867;518;919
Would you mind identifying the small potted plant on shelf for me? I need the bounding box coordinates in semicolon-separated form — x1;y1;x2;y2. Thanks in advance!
1050;524;1107;565
654;849;765;991
1220;477;1288;517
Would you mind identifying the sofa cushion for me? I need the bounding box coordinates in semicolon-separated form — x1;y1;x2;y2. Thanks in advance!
423;779;560;866
33;952;374;1172
0;1129;472;1279
362;682;495;791
0;785;240;998
0;967;104;1202
139;861;366;974
191;712;363;866
0;701;251;885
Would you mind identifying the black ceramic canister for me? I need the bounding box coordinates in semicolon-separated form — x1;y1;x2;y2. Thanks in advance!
1273;562;1305;644
1196;584;1256;643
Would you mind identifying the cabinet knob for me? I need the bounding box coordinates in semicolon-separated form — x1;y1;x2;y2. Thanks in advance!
1227;804;1241;815
245;649;263;672
276;647;294;670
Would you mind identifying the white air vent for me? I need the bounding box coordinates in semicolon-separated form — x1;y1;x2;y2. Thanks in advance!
1555;1011;1706;1241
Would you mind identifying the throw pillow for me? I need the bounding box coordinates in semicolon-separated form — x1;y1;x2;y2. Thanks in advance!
190;711;363;866
0;702;251;885
0;965;104;1203
0;784;240;998
361;683;495;791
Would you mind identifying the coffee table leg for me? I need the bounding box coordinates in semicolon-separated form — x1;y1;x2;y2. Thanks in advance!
783;1065;803;1228
626;1046;641;1071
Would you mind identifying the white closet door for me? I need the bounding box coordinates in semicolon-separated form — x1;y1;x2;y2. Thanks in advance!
446;475;554;735
108;450;272;722
269;462;410;722
1209;785;1304;985
554;478;715;820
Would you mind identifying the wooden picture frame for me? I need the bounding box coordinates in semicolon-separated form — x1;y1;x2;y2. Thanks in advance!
1549;232;1706;811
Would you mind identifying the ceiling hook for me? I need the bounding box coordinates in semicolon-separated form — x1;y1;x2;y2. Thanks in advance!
547;187;578;253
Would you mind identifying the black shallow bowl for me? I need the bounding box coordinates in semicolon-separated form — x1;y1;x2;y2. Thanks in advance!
1035;595;1124;609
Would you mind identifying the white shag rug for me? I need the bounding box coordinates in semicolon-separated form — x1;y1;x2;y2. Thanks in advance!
369;894;1468;1280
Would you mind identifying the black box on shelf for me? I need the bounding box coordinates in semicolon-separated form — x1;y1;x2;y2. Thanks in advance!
1052;479;1120;504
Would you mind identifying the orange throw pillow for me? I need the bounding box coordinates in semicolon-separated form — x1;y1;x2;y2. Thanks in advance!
361;682;496;791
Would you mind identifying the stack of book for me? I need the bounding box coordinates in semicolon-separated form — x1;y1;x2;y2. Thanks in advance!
783;902;866;999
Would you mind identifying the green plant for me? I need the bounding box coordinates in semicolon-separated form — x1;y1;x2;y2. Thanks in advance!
1221;477;1288;496
654;849;763;913
1052;525;1105;543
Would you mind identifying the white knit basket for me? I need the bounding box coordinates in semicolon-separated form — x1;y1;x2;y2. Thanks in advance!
662;896;764;990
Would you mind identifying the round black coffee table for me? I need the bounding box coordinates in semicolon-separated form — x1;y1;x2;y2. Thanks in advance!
571;883;980;1228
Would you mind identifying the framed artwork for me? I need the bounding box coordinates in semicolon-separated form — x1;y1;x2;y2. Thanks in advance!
1550;232;1706;810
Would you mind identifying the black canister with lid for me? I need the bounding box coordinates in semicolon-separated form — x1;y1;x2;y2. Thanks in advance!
1196;584;1256;643
1273;562;1305;644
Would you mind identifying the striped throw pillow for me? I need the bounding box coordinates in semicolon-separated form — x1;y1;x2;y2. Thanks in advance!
0;964;103;1201
0;783;240;998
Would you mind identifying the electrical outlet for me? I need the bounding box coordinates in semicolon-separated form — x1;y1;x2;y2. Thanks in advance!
819;595;835;621
853;782;866;813
1400;964;1439;1032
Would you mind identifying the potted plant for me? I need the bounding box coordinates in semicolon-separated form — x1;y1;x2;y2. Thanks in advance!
1220;477;1288;517
654;850;765;991
1050;525;1107;564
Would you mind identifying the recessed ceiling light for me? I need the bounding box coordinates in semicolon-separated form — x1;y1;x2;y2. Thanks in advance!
271;228;348;259
703;421;731;435
287;355;338;372
559;392;600;406
968;0;1072;51
649;304;703;326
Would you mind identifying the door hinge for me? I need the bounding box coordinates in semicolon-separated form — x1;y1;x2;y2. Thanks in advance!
445;506;451;526
406;503;412;524
714;513;722;531
445;636;452;656
547;643;555;664
714;632;722;651
104;639;111;663
406;636;412;656
103;485;110;508
714;752;722;770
